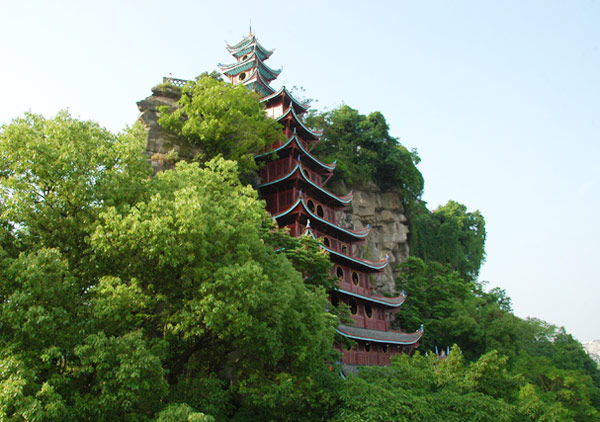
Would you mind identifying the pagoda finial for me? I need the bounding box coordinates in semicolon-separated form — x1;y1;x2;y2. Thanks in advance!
249;20;253;36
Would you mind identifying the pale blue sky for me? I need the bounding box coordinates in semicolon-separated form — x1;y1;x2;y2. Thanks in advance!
1;0;599;341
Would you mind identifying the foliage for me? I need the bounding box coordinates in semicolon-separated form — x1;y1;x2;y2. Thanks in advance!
157;75;285;183
409;199;486;282
0;112;340;421
305;105;424;200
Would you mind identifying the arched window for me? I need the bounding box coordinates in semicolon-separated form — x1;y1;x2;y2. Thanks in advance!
382;344;389;353
323;237;330;247
336;266;344;280
349;299;358;315
365;303;373;319
307;199;315;213
365;343;371;353
352;271;359;286
316;205;324;218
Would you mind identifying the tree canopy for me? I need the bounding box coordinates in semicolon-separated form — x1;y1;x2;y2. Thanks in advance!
0;112;340;421
305;105;424;201
157;75;285;183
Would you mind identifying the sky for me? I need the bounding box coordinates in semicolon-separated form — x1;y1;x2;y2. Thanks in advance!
1;0;599;341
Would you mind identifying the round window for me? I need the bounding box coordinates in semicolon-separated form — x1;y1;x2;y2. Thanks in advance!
307;199;315;213
352;271;359;286
365;343;371;353
349;299;358;315
365;303;373;319
239;72;247;81
241;54;248;61
316;205;324;218
336;266;344;280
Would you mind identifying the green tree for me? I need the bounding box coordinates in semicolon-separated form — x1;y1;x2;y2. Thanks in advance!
0;112;340;421
305;105;424;201
157;75;285;183
409;200;486;282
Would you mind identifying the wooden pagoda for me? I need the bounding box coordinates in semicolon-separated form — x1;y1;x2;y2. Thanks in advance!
219;32;423;367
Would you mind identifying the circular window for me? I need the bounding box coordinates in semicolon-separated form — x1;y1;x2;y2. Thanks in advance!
365;343;371;353
349;299;358;315
241;54;248;61
336;266;344;280
382;344;389;353
365;303;373;319
307;199;315;213
323;237;330;247
352;272;359;286
239;72;247;81
316;205;324;218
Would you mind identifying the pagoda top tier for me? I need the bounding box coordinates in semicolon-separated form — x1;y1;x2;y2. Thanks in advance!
219;32;280;97
225;32;274;61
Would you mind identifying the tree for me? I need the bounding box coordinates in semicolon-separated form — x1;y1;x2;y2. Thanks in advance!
305;105;424;201
0;112;340;421
157;75;285;183
409;200;486;282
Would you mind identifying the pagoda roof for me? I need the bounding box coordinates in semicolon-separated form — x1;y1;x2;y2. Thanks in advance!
219;51;281;82
226;34;274;61
241;69;276;96
257;163;352;205
261;86;310;115
272;196;370;240
302;227;387;270
335;288;406;307
254;135;337;171
277;106;323;139
337;324;423;345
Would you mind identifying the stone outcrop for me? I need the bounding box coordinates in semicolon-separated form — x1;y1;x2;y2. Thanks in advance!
338;181;410;294
137;85;203;173
583;340;600;366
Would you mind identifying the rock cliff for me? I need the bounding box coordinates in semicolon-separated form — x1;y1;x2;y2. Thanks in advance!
337;182;410;294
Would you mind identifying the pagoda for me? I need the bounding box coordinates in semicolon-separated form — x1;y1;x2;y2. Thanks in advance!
220;31;423;367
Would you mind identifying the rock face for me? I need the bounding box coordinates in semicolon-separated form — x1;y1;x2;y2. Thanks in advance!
339;182;410;294
137;85;203;173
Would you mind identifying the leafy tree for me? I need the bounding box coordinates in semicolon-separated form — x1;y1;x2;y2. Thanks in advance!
305;105;424;201
409;200;486;282
157;75;285;183
0;112;340;421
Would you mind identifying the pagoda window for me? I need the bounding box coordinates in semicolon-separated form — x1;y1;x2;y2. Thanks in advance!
342;245;348;254
316;204;324;218
239;72;247;81
323;236;330;247
331;292;339;307
382;344;389;353
336;266;344;280
307;199;315;213
352;271;359;286
365;303;373;319
365;343;371;353
241;54;248;61
303;168;310;180
349;299;358;315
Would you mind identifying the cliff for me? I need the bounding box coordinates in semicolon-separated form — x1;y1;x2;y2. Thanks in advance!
337;181;410;294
